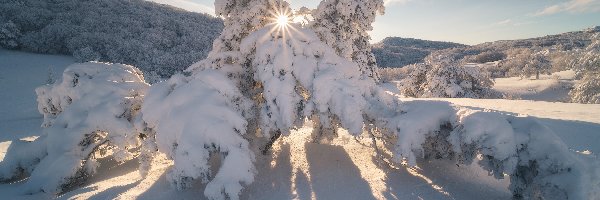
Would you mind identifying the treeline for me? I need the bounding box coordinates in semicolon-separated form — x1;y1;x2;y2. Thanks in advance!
372;37;467;68
0;0;223;80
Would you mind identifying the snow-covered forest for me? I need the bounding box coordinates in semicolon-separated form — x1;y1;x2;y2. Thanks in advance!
1;0;599;199
0;0;223;80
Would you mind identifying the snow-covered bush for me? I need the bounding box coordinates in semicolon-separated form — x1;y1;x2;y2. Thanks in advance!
372;101;599;199
450;110;598;199
0;20;20;49
397;62;495;98
0;62;148;194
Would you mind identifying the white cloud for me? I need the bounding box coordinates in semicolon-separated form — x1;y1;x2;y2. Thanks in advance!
496;19;512;25
491;19;536;27
534;0;600;16
147;0;215;15
384;0;414;6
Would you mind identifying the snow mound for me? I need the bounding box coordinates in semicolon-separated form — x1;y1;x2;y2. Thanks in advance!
0;62;148;194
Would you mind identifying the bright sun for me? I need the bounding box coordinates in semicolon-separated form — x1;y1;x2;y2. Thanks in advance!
276;14;289;26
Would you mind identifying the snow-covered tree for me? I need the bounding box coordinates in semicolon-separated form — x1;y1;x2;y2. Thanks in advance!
523;51;552;80
141;20;386;198
570;69;600;104
0;20;20;49
499;48;552;79
398;61;495;98
569;35;600;104
0;62;148;194
311;0;385;81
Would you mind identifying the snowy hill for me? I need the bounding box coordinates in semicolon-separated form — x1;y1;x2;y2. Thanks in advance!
1;49;599;199
372;37;467;68
375;26;599;69
474;26;599;51
0;0;223;79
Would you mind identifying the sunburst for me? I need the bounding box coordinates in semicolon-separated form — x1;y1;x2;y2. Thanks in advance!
276;14;289;27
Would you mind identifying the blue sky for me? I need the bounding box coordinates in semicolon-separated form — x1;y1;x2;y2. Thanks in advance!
150;0;600;45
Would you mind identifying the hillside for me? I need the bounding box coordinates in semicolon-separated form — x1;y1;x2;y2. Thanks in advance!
0;0;223;80
372;37;467;68
374;26;600;68
474;26;600;52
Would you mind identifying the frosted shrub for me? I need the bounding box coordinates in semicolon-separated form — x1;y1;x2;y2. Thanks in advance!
398;62;495;98
0;62;148;194
372;102;599;199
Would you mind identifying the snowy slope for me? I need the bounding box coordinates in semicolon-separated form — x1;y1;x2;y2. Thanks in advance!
0;50;598;199
0;49;74;161
493;70;577;102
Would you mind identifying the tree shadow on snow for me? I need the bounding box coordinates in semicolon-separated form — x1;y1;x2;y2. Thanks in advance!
86;180;141;200
243;142;378;200
240;143;295;199
58;156;141;199
375;156;512;200
304;143;376;200
135;165;206;200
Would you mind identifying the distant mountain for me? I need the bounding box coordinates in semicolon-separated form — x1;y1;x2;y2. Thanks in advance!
0;0;223;79
372;37;467;68
374;26;600;68
473;26;599;52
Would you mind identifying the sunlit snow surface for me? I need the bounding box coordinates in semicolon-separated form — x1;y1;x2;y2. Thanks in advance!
1;49;598;199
